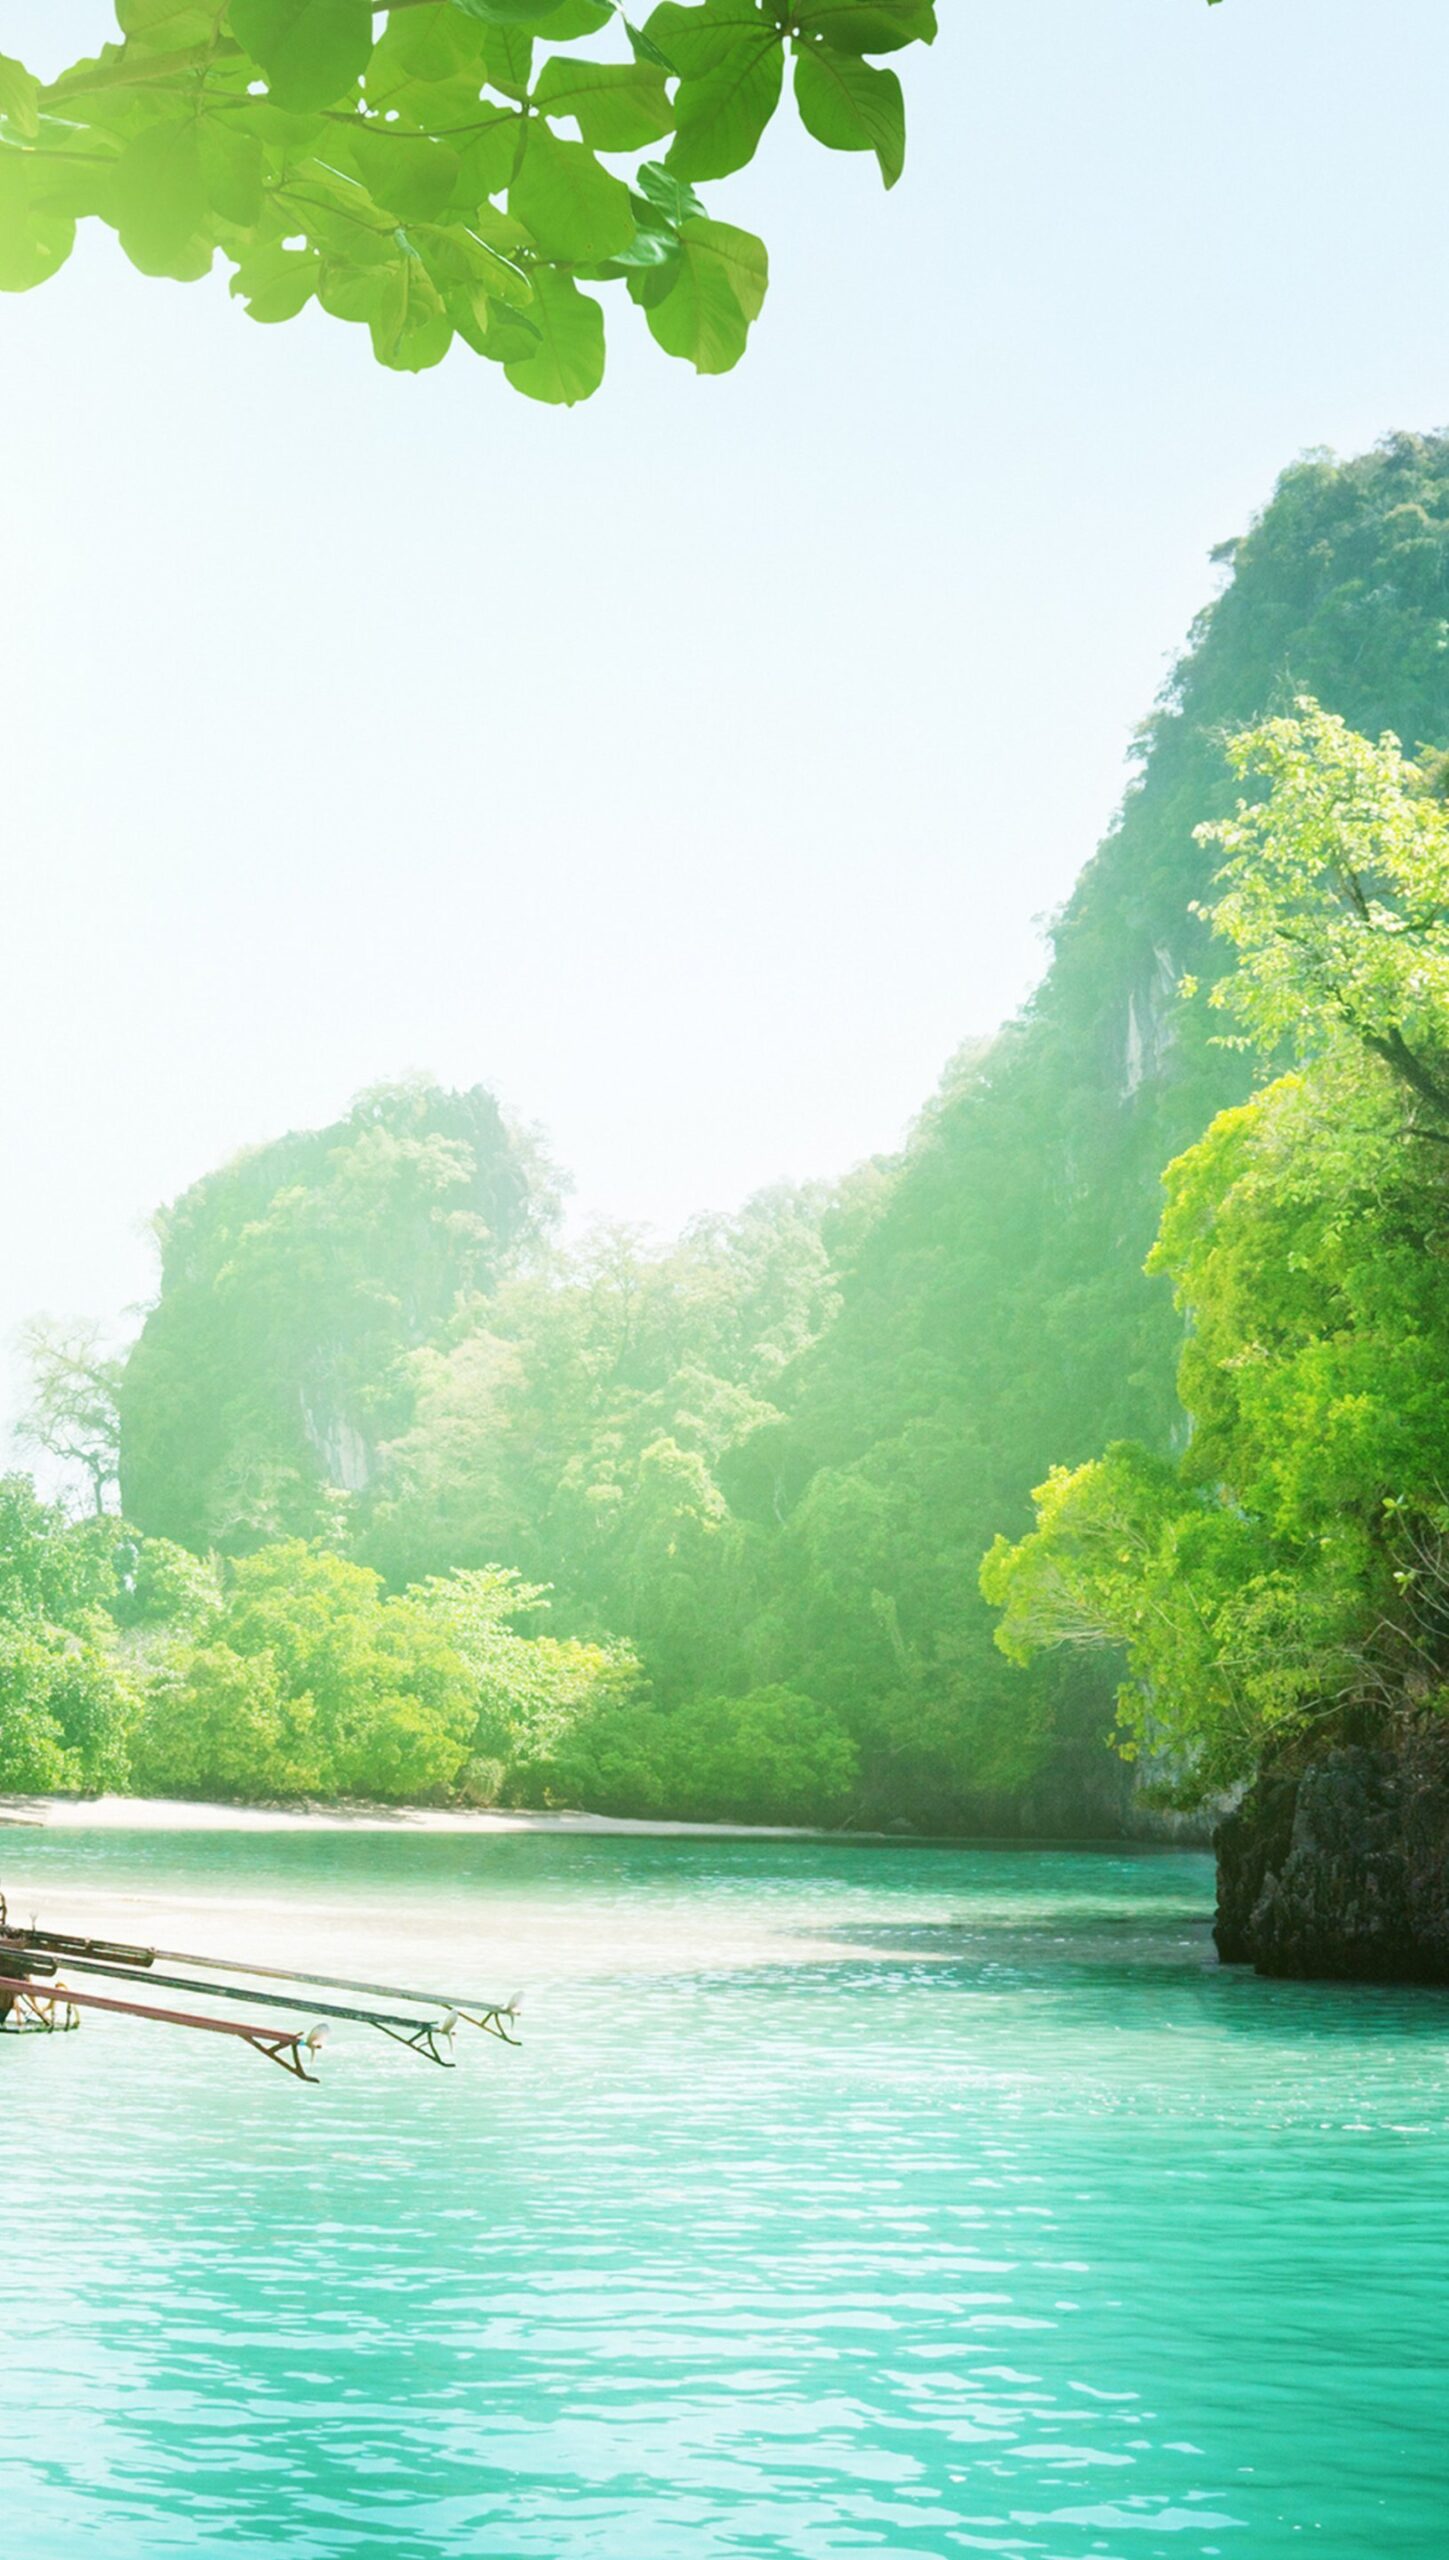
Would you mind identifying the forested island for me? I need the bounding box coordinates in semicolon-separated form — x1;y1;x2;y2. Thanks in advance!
11;430;1449;1976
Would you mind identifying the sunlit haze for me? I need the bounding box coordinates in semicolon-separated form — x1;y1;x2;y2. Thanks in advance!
4;0;1447;1418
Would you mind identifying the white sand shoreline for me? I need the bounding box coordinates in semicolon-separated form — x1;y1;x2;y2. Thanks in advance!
0;1793;842;1840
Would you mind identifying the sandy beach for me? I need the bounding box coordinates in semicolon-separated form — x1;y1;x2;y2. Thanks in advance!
0;1794;837;1840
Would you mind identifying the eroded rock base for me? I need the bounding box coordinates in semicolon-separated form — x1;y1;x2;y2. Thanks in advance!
1215;1731;1449;1981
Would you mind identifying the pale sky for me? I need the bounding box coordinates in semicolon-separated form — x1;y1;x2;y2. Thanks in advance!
4;0;1449;1427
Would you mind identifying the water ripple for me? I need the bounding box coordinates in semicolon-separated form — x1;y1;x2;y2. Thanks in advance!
0;1834;1446;2557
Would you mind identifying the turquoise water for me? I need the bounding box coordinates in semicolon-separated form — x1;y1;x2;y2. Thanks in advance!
1;1831;1446;2559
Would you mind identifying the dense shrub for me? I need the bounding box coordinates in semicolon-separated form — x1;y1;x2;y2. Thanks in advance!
126;1543;642;1806
543;1685;858;1827
0;1476;133;1792
131;1542;477;1802
0;1626;133;1793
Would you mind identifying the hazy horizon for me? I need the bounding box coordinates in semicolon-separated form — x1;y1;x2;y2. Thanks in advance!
6;0;1449;1431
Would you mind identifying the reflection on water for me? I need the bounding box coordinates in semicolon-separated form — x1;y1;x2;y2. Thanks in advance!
0;1832;1445;2558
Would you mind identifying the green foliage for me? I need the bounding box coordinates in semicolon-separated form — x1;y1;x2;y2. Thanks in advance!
357;1185;839;1704
0;1629;135;1794
793;45;903;187
0;0;938;397
117;1536;636;1803
544;1682;857;1822
76;434;1449;1828
1154;1067;1449;1542
116;1533;224;1631
0;1474;120;1630
641;215;766;371
719;435;1449;1827
980;1441;1360;1797
132;1540;479;1799
982;710;1449;1800
0;1476;135;1792
406;1563;641;1793
1195;701;1449;1123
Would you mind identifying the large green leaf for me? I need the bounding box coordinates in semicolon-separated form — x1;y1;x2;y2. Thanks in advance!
0;154;76;292
199;118;265;226
0;53;41;141
229;235;321;319
614;207;682;266
480;24;535;96
118;0;228;42
504;264;604;401
644;0;778;79
360;44;486;118
222;90;330;156
272;159;399;260
368;257;454;368
533;56;673;149
534;0;617;34
465;199;536;251
451;0;577;24
316;243;453;366
361;58;488;121
667;27;783;179
366;3;488;84
644;213;764;371
447;284;540;360
10;124;117;225
634;159;704;225
509;119;634;260
42;54;178;144
793;0;935;54
456;114;527;201
111;116;214;277
793;45;903;185
626;17;678;72
345;124;463;222
623;242;682;304
228;0;374;112
406;217;535;309
316;249;394;321
315;242;454;367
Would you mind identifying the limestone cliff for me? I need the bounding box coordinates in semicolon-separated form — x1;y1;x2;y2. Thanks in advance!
748;433;1449;1830
119;1081;542;1554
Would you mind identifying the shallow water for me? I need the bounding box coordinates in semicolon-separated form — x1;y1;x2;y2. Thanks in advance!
0;1830;1445;2559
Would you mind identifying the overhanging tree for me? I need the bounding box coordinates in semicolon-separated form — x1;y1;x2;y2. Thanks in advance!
0;0;939;399
981;706;1449;1802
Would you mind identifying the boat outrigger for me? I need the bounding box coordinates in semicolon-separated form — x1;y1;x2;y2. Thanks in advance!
0;1892;521;2083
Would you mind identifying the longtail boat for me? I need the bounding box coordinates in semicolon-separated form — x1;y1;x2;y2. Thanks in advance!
0;1891;521;2084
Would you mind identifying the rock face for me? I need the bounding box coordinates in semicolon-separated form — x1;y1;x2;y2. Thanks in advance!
1215;1731;1449;1981
119;1080;540;1554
